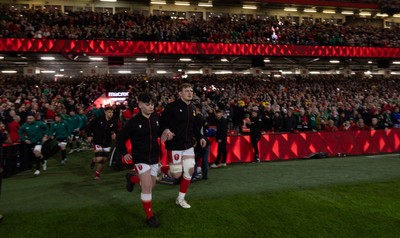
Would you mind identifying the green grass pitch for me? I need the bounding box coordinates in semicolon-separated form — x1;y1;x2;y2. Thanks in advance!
0;151;399;238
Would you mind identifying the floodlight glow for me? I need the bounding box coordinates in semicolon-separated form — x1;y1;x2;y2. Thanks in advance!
243;5;257;10
89;57;103;61
41;57;55;60
1;70;17;73
118;70;131;74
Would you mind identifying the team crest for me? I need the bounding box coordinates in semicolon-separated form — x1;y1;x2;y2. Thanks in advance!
174;154;180;161
139;125;142;128
137;165;143;170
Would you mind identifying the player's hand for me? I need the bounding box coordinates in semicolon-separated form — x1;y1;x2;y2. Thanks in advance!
123;154;132;164
87;136;93;143
161;129;175;142
111;132;116;140
25;140;32;144
200;138;207;148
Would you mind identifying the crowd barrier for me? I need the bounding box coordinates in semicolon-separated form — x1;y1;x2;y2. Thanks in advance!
205;129;400;163
133;128;399;165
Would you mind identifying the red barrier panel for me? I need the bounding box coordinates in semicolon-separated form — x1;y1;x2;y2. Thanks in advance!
1;38;400;58
126;129;400;165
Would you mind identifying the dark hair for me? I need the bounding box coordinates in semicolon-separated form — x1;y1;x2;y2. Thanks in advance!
215;109;223;114
179;83;192;92
104;107;113;111
138;92;155;103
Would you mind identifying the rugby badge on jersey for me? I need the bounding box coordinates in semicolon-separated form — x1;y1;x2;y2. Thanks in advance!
174;154;180;161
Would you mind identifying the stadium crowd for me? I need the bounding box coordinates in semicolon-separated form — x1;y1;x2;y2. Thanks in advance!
0;74;399;144
1;8;400;47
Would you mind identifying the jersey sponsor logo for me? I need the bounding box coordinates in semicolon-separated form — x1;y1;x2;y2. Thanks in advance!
180;109;182;112
174;154;180;161
139;125;142;128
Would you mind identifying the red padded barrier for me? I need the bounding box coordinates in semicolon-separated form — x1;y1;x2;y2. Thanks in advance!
124;129;400;165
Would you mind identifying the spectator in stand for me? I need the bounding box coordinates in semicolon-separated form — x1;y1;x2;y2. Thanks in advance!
18;104;29;125
211;109;228;168
272;110;284;132
7;115;21;143
121;105;133;124
339;120;353;131
308;108;319;132
369;117;386;130
242;113;251;134
359;105;372;126
0;73;399;137
283;108;298;133
2;9;400;47
232;100;245;133
353;118;370;131
297;107;310;131
392;106;400;128
262;103;274;133
324;119;339;132
380;109;394;129
43;103;57;122
206;108;217;128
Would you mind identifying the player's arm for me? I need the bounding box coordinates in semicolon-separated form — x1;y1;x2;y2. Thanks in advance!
40;122;49;141
85;117;97;137
160;104;175;141
18;125;28;142
116;119;135;162
193;113;206;147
